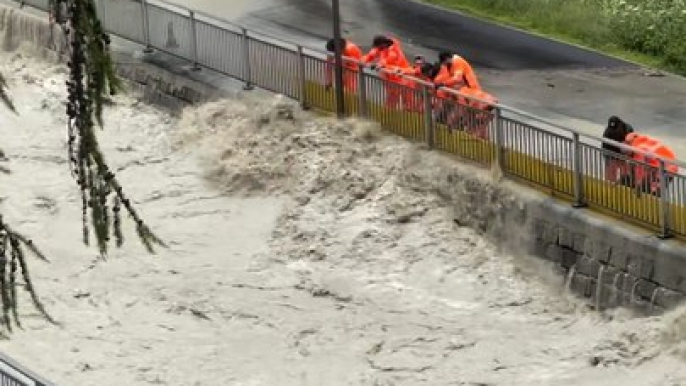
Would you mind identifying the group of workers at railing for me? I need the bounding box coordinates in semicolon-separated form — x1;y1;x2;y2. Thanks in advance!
323;34;498;140
602;116;679;197
324;34;681;198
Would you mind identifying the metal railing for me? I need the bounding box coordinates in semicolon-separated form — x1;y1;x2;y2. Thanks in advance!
15;0;686;239
0;351;54;386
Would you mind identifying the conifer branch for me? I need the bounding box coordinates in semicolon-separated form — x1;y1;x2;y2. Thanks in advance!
0;0;166;332
0;216;56;332
54;0;165;256
0;72;17;114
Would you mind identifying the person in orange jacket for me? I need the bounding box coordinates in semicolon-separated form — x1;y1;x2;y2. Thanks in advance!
431;55;494;137
455;86;498;139
436;51;482;91
624;132;679;196
602;116;634;186
362;34;412;109
392;56;438;112
325;38;363;93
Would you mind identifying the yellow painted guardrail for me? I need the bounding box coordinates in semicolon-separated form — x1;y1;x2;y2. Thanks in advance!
303;80;686;239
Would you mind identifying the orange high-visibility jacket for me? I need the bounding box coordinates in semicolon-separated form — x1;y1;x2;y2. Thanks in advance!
362;37;410;71
441;55;481;90
628;134;679;174
325;40;363;84
457;86;497;111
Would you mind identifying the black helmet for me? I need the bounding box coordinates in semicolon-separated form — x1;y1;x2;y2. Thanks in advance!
372;35;393;48
438;51;453;63
326;38;346;52
420;63;438;79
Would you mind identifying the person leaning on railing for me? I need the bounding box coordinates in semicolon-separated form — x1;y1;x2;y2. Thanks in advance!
390;56;439;113
623;132;679;197
324;38;363;93
429;52;496;138
602;115;634;186
362;34;412;109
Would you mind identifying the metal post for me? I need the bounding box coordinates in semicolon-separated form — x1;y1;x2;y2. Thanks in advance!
357;63;367;118
332;0;345;118
493;107;505;172
572;132;586;208
241;28;253;90
423;84;434;148
658;159;672;239
141;0;153;53
189;11;201;71
297;45;309;109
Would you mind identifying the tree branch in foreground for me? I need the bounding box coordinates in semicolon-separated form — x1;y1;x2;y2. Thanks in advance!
0;216;55;332
55;0;166;256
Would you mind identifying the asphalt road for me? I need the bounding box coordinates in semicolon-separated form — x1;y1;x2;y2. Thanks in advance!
245;0;632;71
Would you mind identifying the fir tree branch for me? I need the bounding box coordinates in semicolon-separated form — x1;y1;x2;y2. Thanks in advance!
0;72;17;114
0;216;55;332
55;0;165;256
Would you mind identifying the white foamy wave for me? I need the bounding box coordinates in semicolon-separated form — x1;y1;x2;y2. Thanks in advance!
2;43;686;385
175;94;686;385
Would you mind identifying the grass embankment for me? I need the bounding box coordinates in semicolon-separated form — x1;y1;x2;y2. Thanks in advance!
422;0;686;75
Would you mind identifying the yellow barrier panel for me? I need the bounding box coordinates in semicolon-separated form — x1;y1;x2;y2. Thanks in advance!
303;80;686;239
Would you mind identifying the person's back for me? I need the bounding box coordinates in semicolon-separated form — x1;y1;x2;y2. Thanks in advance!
437;52;481;90
362;35;410;71
631;136;678;173
450;55;480;90
457;86;497;111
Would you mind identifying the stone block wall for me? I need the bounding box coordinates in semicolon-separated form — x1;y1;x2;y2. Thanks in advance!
526;199;686;312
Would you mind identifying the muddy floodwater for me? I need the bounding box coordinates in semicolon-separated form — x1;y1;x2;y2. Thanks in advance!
2;47;686;386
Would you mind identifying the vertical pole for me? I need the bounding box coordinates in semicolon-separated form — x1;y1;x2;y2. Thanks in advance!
141;0;153;53
332;0;345;118
658;159;672;239
189;10;201;71
493;107;505;172
297;45;308;109
423;84;434;148
572;132;586;208
357;63;367;118
241;28;253;90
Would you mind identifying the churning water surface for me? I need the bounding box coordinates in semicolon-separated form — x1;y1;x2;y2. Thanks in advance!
1;47;686;386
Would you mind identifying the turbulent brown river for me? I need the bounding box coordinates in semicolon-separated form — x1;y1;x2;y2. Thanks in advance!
1;45;686;386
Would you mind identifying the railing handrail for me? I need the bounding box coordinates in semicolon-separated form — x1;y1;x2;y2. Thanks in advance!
0;351;54;385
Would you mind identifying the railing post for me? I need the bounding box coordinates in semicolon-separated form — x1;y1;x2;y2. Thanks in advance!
423;84;434;148
140;0;153;53
241;28;253;91
493;107;505;172
357;63;367;118
296;45;309;110
188;10;201;71
658;159;673;239
572;132;586;208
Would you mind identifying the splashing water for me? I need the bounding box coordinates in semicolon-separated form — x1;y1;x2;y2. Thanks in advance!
1;47;686;386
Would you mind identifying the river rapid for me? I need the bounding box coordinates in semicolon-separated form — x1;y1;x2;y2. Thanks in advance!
1;47;686;386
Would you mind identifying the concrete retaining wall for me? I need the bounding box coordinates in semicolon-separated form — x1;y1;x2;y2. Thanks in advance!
2;3;686;313
527;200;686;312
